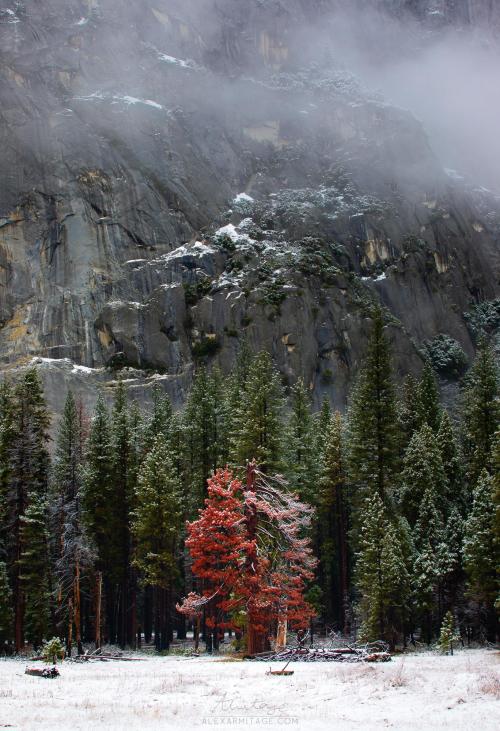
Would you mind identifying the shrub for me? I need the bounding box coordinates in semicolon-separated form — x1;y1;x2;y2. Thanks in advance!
424;334;468;379
42;637;65;664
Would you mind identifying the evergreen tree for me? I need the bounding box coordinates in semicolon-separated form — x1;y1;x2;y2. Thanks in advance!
5;369;50;651
184;367;229;509
132;433;182;650
417;361;442;432
463;469;498;639
82;394;114;582
413;483;445;642
314;397;332;456
355;491;410;649
437;411;464;514
287;378;317;504
436;610;459;653
0;561;13;649
109;380;135;647
400;424;448;526
462;341;499;485
0;382;14;563
436;507;465;617
232;351;285;473
397;373;421;451
143;386;171;453
346;310;400;538
18;496;51;648
51;392;94;655
318;412;349;630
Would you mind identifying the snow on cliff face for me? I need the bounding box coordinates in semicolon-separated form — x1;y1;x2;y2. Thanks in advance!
0;0;498;415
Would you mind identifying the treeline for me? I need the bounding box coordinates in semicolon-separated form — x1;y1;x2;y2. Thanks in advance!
0;311;498;653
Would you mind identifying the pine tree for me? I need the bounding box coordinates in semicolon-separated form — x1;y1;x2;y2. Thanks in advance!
346;310;400;539
463;469;498;640
133;433;182;650
436;507;465;617
184;367;229;509
417;361;442;433
437;411;464;514
287;378;317;504
400;424;448;527
436;610;459;654
462;341;499;486
0;561;13;649
143;385;171;453
18;496;51;648
81;393;115;641
109;380;135;647
318;412;349;630
0;382;14;564
51;392;94;655
397;373;421;451
232;351;285;473
5;369;50;651
413;484;444;643
355;491;410;649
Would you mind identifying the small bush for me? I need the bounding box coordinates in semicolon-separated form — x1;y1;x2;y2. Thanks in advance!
42;637;65;664
192;337;221;359
464;299;500;342
424;334;468;379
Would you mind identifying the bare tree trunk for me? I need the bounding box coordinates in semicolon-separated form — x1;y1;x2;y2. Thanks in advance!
194;615;200;652
95;571;102;650
67;597;74;658
276;618;287;650
74;561;83;655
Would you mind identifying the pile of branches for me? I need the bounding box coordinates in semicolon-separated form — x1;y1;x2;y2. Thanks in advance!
70;649;145;663
253;642;391;663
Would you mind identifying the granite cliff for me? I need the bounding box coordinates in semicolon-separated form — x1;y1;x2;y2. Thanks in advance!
0;0;498;417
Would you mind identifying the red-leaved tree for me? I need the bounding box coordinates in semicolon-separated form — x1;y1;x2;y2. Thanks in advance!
177;462;316;653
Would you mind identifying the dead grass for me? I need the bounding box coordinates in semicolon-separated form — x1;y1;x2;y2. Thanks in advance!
478;671;500;699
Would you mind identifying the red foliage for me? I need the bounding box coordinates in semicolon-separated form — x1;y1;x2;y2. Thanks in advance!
177;465;317;644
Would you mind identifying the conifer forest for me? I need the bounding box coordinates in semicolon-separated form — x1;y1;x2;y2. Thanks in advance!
0;311;498;658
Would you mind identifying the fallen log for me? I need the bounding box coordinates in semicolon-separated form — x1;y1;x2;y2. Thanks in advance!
25;666;60;679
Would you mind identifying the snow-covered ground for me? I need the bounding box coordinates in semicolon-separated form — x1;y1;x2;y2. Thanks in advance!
0;649;498;730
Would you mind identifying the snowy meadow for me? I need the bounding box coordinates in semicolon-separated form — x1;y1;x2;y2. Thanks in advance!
0;649;498;731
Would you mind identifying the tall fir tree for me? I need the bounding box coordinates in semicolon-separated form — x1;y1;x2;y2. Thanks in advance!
462;341;499;487
437;411;465;514
5;369;50;651
18;496;51;648
0;561;13;649
143;385;171;453
399;423;448;527
417;361;442;432
82;393;115;646
463;469;498;640
346;310;399;538
109;380;135;647
413;483;445;642
132;433;182;650
51;392;94;655
318;412;349;630
231;351;285;473
397;373;421;451
355;491;410;649
287;378;317;504
184;367;229;510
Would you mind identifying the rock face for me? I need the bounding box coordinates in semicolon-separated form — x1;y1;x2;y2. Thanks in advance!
0;0;498;414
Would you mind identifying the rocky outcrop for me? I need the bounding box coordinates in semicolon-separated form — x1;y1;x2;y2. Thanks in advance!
0;0;498;415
